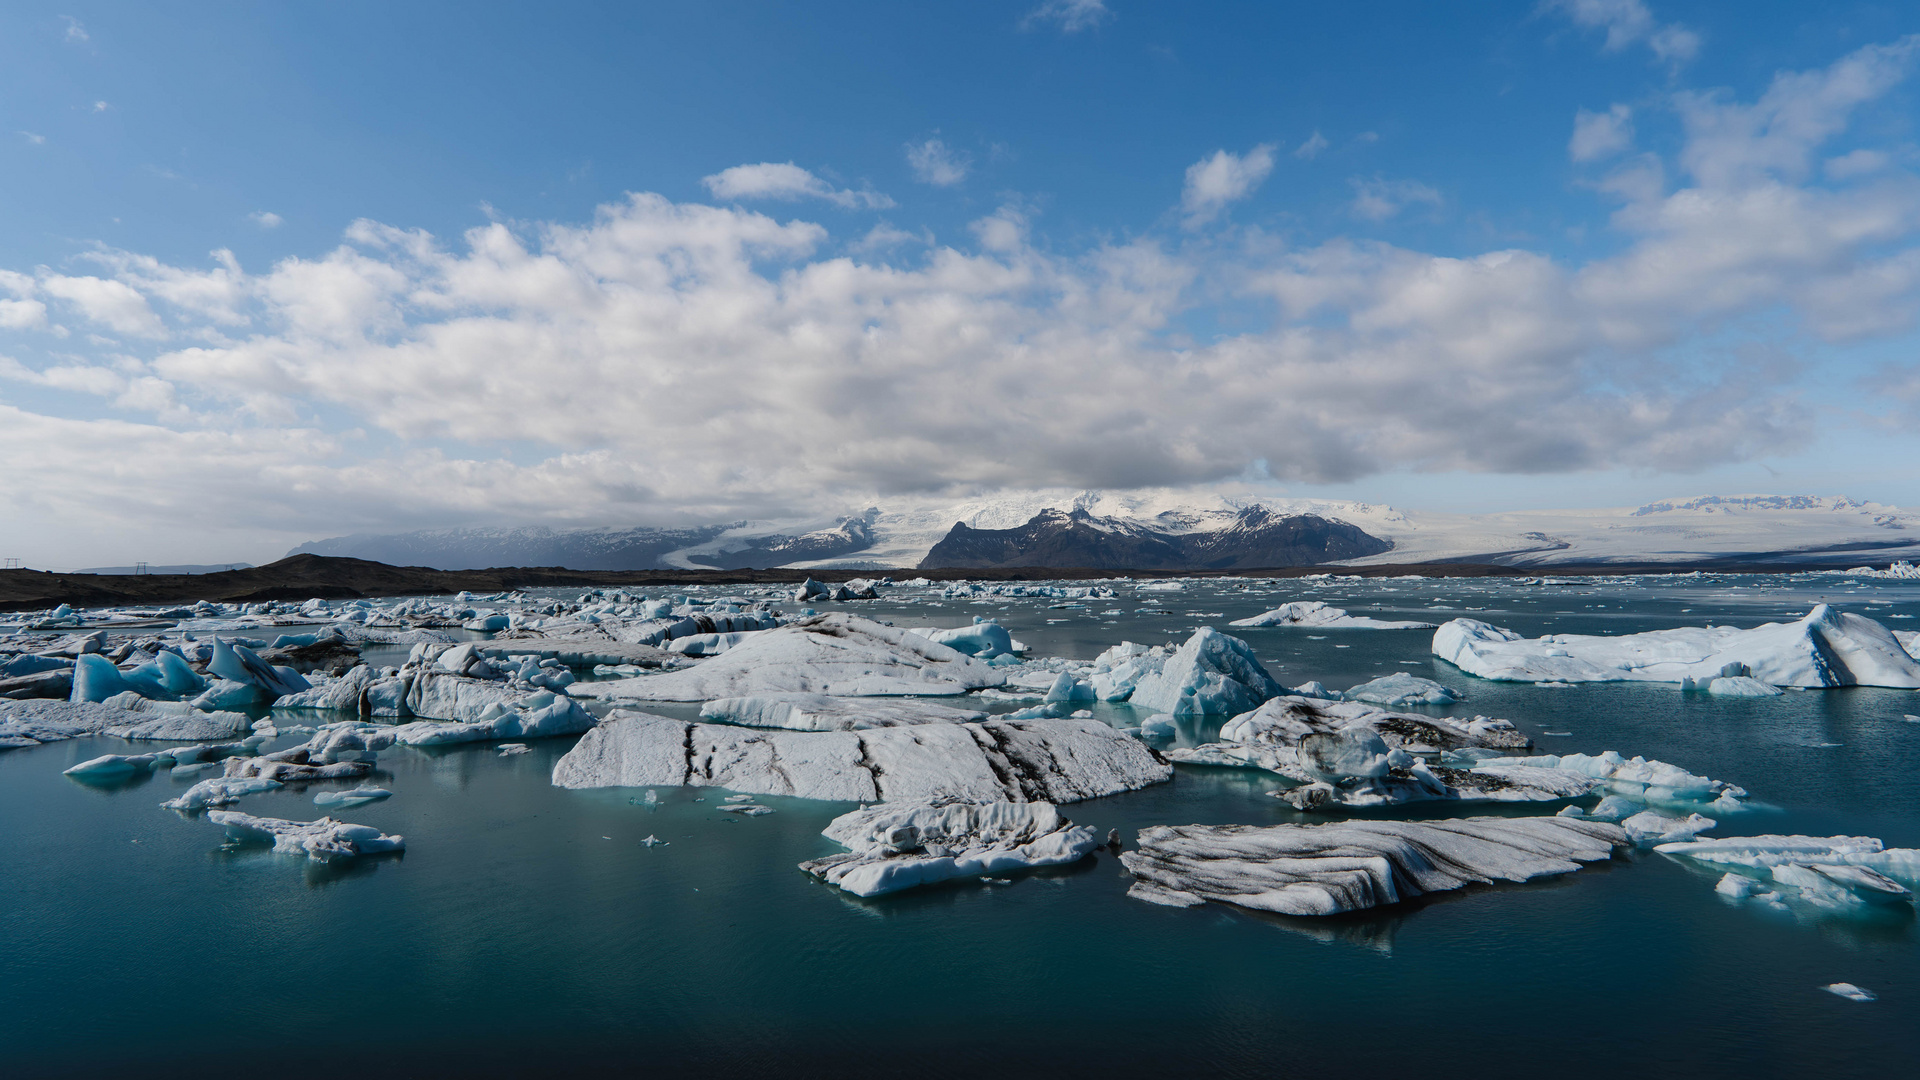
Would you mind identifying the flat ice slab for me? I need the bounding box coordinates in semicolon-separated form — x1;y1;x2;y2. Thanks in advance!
1;699;254;744
573;614;1006;701
205;810;404;861
1121;816;1628;916
799;799;1102;896
552;711;1172;804
1433;605;1920;688
699;693;988;731
1230;601;1437;630
1655;834;1920;912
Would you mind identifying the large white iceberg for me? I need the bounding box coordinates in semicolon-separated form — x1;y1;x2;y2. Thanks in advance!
552;712;1171;804
699;694;987;731
1129;628;1285;716
1343;672;1460;706
1470;751;1748;814
798;799;1102;896
575;614;1006;700
1230;601;1437;630
1432;605;1920;688
1121;816;1629;916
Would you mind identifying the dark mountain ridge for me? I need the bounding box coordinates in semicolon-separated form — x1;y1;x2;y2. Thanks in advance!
918;507;1394;570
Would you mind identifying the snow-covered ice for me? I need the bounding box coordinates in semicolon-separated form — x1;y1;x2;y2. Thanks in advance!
576;614;1006;701
161;776;283;811
799;799;1102;896
699;693;987;731
1343;672;1460;706
552;711;1171;804
1128;628;1284;716
1433;605;1920;688
205;810;404;861
1229;601;1437;630
1121;816;1628;916
1657;834;1920;913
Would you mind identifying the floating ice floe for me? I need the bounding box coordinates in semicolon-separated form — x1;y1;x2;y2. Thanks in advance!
1432;605;1920;688
1343;672;1460;706
699;693;987;731
1656;834;1920;913
1121;816;1629;916
574;614;1007;701
799;799;1102;896
313;787;392;808
162;776;283;811
1469;751;1748;816
206;810;404;861
2;699;255;744
1230;601;1438;630
1824;983;1878;1002
1128;628;1285;716
907;618;1020;659
552;712;1171;804
1167;695;1537;809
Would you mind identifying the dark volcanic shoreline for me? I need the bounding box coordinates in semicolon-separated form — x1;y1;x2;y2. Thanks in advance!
0;553;1896;612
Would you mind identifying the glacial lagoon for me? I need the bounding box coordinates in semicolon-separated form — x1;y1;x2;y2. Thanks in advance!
5;572;1919;1076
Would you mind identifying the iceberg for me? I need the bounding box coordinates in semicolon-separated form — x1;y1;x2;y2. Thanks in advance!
1128;628;1285;716
699;693;987;731
1468;751;1748;814
208;638;311;698
1659;834;1920;915
907;619;1017;659
799;799;1102;897
161;776;284;811
574;614;1006;701
1432;605;1920;688
1343;672;1460;706
205;810;404;861
313;787;392;809
3;699;253;743
1121;816;1629;916
1230;601;1438;630
552;712;1172;804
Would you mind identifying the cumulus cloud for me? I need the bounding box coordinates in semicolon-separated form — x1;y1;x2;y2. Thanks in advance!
906;138;970;186
1294;131;1329;160
250;211;284;228
1546;0;1699;65
4;37;1920;560
1181;144;1276;227
1348;176;1442;220
701;162;894;209
1024;0;1110;34
1570;104;1634;161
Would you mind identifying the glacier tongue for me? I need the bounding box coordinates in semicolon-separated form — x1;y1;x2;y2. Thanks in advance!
1432;605;1920;688
1120;816;1629;916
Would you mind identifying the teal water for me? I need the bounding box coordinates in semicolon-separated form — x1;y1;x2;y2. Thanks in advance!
4;574;1918;1077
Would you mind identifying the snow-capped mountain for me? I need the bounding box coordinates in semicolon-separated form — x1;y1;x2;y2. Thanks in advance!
288;491;1920;571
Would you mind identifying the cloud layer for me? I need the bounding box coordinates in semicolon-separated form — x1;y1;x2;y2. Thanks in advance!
4;37;1920;561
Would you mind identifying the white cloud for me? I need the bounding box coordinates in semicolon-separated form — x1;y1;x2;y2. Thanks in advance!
1181;144;1276;227
250;211;284;228
92;100;109;112
1024;0;1110;33
19;131;46;145
701;162;894;209
1294;131;1329;160
38;274;167;337
906;138;970;186
61;15;88;43
1348;176;1442;220
1825;149;1889;180
2;38;1920;559
1570;104;1634;161
1546;0;1699;65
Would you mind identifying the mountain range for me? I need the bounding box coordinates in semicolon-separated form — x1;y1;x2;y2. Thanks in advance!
288;491;1920;572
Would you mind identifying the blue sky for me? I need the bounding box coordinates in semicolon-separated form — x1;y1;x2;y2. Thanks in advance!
4;1;1920;565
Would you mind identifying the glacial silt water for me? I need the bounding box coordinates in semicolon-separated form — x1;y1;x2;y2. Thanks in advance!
4;573;1918;1077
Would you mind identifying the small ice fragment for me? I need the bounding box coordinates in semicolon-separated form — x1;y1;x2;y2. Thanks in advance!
1824;983;1876;1002
720;804;774;816
313;787;392;809
639;834;668;847
1715;872;1760;899
724;794;754;803
980;877;1014;885
497;743;532;756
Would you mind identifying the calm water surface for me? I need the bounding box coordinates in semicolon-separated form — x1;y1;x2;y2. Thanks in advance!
4;573;1917;1077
